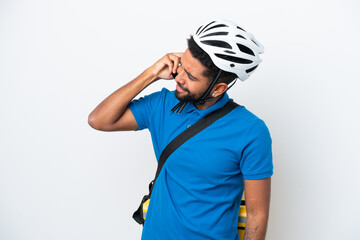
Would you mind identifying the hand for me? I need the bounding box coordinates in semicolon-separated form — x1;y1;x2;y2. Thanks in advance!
148;53;183;81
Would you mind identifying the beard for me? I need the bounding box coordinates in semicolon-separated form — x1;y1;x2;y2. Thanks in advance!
175;90;202;102
175;84;205;103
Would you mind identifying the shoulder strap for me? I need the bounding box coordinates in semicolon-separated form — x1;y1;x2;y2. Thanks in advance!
149;100;239;194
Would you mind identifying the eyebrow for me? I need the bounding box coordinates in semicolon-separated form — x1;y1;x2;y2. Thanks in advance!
179;59;199;80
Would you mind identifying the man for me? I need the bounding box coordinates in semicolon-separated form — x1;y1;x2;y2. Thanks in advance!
88;19;273;240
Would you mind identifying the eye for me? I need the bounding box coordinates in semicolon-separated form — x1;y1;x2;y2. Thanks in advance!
188;74;196;81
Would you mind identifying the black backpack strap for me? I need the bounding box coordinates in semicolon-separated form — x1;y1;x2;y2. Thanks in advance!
150;100;239;194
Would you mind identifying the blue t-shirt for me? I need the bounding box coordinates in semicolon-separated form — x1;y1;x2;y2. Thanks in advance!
129;88;273;240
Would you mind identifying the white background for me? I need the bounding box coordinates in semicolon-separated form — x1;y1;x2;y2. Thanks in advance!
1;0;359;239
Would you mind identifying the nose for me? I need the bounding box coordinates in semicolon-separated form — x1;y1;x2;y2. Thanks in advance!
175;74;185;86
175;66;186;85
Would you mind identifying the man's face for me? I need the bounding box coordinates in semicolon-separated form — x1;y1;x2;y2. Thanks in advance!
174;49;211;102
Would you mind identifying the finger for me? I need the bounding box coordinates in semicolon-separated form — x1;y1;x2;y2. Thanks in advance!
172;52;184;58
164;54;174;75
171;56;180;74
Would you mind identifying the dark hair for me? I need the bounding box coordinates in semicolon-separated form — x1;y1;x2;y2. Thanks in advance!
187;35;237;85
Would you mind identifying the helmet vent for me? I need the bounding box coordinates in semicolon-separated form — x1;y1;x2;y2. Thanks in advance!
200;32;228;38
251;40;259;47
237;44;255;56
224;50;236;54
198;21;216;35
201;40;232;49
196;25;203;35
214;53;253;64
246;65;258;73
202;24;228;34
235;34;246;39
237;26;246;32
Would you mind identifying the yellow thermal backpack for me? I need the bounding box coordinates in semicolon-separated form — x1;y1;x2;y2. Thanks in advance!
238;194;247;240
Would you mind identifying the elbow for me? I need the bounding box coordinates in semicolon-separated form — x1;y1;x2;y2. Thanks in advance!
246;208;269;223
88;114;101;130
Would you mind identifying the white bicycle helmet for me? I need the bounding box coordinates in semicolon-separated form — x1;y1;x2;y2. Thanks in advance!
193;19;264;81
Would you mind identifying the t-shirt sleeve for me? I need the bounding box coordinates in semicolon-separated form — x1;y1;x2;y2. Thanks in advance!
240;120;273;180
128;88;165;131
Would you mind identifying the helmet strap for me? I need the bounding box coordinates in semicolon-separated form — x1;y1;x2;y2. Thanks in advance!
195;70;223;105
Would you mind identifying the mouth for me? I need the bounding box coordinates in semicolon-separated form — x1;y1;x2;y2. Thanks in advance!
176;83;187;93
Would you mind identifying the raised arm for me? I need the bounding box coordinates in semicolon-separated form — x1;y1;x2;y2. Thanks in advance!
88;53;183;131
243;177;271;240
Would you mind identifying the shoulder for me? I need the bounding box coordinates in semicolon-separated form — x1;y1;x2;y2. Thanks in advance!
155;87;180;109
128;88;177;130
226;103;271;137
130;87;175;106
141;87;171;101
128;87;180;118
230;104;265;125
148;87;176;102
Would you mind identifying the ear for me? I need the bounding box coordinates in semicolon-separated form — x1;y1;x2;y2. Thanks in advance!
211;83;228;97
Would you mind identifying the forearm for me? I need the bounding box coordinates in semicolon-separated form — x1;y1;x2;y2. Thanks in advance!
88;69;156;128
243;213;269;240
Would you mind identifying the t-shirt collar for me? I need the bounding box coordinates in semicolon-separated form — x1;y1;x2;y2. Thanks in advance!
183;93;230;116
